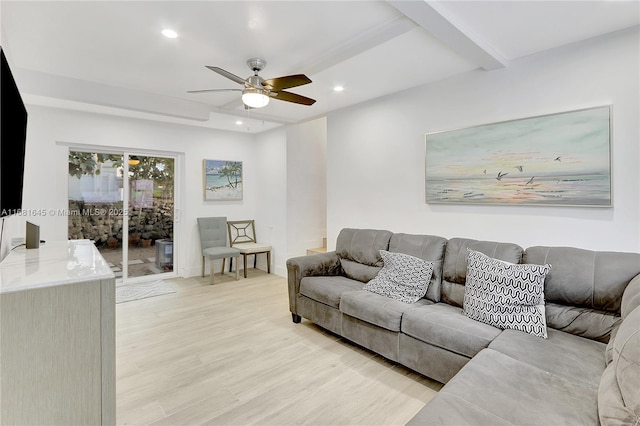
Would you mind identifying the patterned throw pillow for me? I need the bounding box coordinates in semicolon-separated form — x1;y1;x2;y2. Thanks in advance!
363;250;434;304
463;249;551;338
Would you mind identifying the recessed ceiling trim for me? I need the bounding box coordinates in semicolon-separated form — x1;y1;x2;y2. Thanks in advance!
22;93;283;134
16;68;212;121
387;0;508;71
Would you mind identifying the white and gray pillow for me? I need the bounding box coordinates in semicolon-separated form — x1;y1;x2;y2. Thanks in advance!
363;250;434;304
463;249;551;338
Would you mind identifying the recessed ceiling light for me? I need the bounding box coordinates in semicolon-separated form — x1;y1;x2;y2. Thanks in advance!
333;86;344;92
235;120;243;125
162;29;178;39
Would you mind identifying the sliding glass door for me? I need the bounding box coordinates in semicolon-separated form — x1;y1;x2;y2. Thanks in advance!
125;154;175;279
68;150;176;282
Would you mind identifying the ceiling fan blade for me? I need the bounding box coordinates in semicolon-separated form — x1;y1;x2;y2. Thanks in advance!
205;66;246;86
269;90;316;106
187;88;242;93
262;74;312;91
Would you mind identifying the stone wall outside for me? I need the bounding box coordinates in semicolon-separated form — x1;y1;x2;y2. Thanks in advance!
68;199;173;246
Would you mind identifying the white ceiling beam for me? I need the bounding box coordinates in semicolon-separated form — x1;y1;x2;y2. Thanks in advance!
386;0;508;70
293;15;418;76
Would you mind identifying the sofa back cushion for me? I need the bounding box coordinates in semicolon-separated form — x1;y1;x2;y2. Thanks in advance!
442;238;524;307
525;246;640;342
336;228;392;283
389;233;447;302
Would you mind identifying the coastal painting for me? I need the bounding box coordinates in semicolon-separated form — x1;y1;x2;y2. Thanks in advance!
203;159;243;201
425;105;611;207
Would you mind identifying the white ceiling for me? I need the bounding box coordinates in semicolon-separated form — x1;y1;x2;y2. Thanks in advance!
2;1;638;134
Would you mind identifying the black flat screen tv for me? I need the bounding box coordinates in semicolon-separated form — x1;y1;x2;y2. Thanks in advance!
1;45;28;218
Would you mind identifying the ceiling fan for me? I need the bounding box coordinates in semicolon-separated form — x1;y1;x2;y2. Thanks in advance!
187;58;316;109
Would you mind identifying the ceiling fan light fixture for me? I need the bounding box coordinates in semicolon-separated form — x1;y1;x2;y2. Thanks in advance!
161;29;178;39
242;88;270;108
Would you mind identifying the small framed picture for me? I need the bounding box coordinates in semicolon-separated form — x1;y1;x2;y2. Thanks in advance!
203;159;243;201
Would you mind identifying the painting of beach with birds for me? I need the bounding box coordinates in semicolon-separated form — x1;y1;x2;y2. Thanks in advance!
425;105;611;207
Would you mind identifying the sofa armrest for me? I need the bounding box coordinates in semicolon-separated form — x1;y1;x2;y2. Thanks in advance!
286;251;342;320
621;272;640;318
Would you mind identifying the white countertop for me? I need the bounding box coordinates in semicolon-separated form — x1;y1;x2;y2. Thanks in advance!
0;239;114;294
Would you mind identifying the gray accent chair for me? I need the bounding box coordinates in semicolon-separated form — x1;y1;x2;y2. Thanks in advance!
197;217;240;284
286;228;640;425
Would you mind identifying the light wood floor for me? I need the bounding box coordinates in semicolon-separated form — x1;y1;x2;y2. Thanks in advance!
116;270;442;425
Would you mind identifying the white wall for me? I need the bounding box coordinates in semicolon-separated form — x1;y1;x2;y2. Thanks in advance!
253;127;288;276
2;105;282;277
326;28;640;253
286;117;327;260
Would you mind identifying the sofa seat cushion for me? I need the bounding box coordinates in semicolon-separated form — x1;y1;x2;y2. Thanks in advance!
488;328;606;389
407;348;599;426
299;276;363;308
339;290;432;331
401;303;501;358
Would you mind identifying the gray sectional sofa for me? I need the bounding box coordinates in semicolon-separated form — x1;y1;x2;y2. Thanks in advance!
286;228;640;425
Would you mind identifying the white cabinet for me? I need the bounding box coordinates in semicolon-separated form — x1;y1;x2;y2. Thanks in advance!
0;240;115;425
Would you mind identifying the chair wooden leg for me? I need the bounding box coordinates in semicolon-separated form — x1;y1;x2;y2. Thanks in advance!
209;259;215;285
254;254;257;268
234;256;239;280
267;251;271;274
202;256;205;277
243;254;248;279
222;258;226;277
